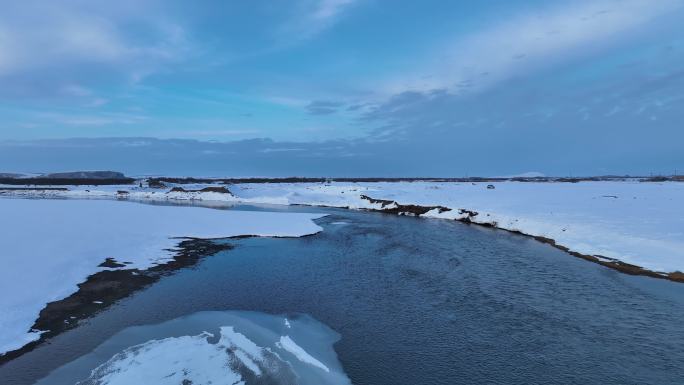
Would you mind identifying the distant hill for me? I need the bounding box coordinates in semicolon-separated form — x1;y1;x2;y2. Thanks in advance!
0;173;25;178
0;171;134;186
43;171;127;179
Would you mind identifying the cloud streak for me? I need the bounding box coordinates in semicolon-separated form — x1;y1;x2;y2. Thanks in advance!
277;0;359;42
306;100;344;115
312;0;357;21
381;0;684;95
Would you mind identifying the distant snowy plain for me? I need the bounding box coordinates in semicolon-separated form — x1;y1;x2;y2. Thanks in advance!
9;179;679;273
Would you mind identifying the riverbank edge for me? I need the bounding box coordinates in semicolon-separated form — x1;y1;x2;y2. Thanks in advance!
351;195;684;284
0;232;320;366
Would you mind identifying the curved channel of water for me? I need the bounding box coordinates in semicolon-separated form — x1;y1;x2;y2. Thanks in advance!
3;205;683;384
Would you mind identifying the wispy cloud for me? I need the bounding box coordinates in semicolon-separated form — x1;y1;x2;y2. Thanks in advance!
306;100;344;115
278;0;359;41
45;112;148;127
86;98;110;108
60;85;93;97
173;129;262;138
381;0;684;95
311;0;357;21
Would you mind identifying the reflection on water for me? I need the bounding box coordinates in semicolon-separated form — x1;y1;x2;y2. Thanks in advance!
37;311;350;385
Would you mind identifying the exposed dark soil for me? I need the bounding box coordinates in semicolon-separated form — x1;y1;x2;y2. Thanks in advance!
168;186;233;195
522;234;683;283
0;239;233;365
98;258;127;268
360;194;451;216
148;179;166;188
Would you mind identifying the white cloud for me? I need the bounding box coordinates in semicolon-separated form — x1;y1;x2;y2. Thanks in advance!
0;29;12;73
278;0;358;41
312;0;357;21
382;0;684;95
86;98;110;108
60;85;92;97
190;129;262;137
61;117;119;126
50;13;128;62
264;95;311;108
0;1;190;81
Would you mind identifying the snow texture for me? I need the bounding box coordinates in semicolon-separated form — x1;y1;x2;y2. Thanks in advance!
0;198;323;355
83;331;246;385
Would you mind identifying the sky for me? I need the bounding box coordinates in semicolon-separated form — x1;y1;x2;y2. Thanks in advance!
1;0;683;176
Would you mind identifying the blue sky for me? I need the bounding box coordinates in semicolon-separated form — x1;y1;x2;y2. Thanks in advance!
1;0;683;176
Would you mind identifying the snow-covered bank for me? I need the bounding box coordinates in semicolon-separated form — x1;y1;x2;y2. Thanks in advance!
233;181;684;275
0;198;323;355
2;179;683;277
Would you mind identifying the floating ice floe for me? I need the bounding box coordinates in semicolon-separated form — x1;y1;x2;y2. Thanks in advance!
36;311;352;385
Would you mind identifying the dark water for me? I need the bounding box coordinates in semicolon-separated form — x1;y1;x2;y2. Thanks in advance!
2;206;684;384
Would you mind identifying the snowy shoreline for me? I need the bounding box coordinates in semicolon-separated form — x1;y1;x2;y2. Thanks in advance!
0;198;324;359
239;181;684;280
3;179;682;279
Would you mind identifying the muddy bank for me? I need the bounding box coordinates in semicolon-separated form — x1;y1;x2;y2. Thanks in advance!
525;234;684;283
358;195;684;284
0;239;233;365
168;186;233;195
360;194;451;216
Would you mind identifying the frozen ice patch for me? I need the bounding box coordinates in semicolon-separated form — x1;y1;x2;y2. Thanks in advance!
36;311;351;385
277;335;331;373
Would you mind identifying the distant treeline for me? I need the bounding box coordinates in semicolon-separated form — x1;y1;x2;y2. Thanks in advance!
2;175;680;186
148;175;684;185
149;176;516;185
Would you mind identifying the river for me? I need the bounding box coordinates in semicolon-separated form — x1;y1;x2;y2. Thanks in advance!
3;204;683;384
